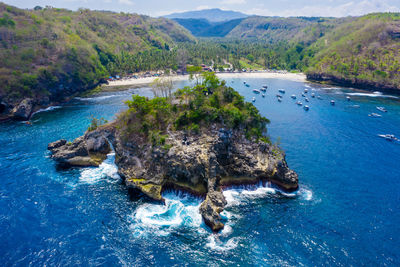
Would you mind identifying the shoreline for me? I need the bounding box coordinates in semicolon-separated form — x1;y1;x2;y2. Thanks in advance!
104;72;307;87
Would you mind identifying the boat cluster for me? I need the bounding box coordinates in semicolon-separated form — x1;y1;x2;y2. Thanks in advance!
247;82;398;143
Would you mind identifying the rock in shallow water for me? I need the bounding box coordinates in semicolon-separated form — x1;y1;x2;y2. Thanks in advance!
48;129;111;167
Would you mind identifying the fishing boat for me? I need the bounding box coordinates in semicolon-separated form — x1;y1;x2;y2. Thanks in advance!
368;113;382;118
296;101;303;106
378;134;398;141
330;100;335;105
279;89;286;94
304;105;310;111
376;106;387;112
253;89;261;94
291;95;296;99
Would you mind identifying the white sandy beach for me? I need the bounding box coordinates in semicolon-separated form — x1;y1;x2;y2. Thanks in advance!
105;72;307;87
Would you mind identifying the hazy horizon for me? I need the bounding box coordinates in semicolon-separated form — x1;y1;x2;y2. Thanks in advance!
2;0;400;18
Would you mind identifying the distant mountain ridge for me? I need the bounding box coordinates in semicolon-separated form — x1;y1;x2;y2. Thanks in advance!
164;8;248;22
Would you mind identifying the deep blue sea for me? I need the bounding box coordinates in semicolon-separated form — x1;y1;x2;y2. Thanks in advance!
1;77;400;266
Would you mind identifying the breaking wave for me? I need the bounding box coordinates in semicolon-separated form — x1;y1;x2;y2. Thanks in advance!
79;152;120;184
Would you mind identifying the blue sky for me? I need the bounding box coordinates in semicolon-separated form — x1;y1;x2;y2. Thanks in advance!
3;0;400;17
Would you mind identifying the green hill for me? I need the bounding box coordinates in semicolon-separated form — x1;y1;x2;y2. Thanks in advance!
173;18;244;37
0;3;194;116
306;13;400;92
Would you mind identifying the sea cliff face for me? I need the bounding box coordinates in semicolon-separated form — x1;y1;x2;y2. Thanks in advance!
48;124;298;231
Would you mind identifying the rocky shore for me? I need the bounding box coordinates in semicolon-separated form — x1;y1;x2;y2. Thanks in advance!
306;73;400;95
48;125;298;231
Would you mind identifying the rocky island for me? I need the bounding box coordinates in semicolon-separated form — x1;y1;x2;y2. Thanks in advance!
48;73;298;231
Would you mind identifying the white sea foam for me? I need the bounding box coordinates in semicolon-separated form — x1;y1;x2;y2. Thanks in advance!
129;192;203;237
346;91;398;99
205;235;239;251
31;106;62;116
79;152;120;184
75;95;118;101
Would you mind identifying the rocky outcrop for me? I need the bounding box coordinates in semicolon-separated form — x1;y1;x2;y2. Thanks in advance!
48;128;112;167
111;126;298;231
49;125;298;231
11;98;34;120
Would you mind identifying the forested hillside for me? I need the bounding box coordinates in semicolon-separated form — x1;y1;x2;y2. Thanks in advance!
0;3;194;115
306;13;400;91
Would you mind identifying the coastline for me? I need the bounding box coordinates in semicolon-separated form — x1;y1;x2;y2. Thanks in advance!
104;72;307;87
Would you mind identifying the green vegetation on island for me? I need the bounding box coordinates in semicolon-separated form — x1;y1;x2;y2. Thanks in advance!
118;72;270;146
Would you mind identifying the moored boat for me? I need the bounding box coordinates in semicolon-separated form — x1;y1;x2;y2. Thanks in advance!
346;96;351;101
296;101;303;106
304;105;310;111
291;95;296;99
378;134;398;141
376;106;387;112
330;100;335;105
279;89;286;94
311;93;315;98
253;89;261;94
252;97;256;102
305;98;309;102
368;113;382;118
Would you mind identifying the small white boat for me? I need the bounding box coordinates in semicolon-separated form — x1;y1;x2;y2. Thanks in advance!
304;105;310;111
346;96;351;101
317;96;322;100
301;93;306;97
311;93;315;98
304;89;308;93
330;100;335;105
296;101;303;106
277;98;282;102
253;89;261;94
291;95;296;99
378;134;398;141
243;81;246;84
376;106;387;112
260;88;267;92
252;97;256;102
305;98;309;102
279;89;286;94
262;93;265;98
368;113;382;118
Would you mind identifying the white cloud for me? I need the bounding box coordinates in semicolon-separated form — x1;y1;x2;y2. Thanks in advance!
118;0;134;6
221;0;246;5
249;0;400;17
196;5;210;10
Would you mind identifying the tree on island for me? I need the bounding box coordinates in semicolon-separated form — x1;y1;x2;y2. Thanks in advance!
187;65;203;85
150;76;174;98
